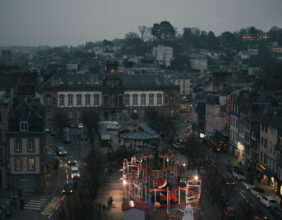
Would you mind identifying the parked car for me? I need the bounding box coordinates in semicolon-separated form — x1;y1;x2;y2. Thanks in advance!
63;181;77;194
0;203;12;217
270;206;282;219
203;159;215;168
70;167;80;179
259;196;278;208
250;187;265;199
67;156;77;166
78;123;84;129
241;180;255;190
56;146;67;156
232;170;246;180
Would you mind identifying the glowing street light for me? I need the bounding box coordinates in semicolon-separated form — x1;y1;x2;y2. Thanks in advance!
194;175;199;181
123;179;127;185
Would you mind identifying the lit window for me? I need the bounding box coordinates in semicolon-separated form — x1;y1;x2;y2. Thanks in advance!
27;139;35;152
15;158;22;171
20;121;28;131
28;158;35;170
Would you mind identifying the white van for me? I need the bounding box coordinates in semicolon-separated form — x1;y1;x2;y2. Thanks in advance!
70;167;80;179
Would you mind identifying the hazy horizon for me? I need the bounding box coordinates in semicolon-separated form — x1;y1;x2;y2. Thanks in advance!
1;0;282;47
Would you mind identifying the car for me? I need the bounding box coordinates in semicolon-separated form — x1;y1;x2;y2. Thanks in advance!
225;178;235;185
0;203;12;217
241;180;255;190
78;123;84;129
45;128;50;133
70;167;80;179
232;170;246;180
259;196;278;208
270;206;282;219
203;159;215;168
226;164;239;173
67;156;77;166
250;187;265;199
56;146;67;156
63;181;77;194
224;206;237;219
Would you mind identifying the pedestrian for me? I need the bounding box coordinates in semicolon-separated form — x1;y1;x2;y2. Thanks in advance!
107;196;113;208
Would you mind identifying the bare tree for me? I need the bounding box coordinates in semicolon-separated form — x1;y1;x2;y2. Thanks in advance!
138;25;151;41
53;110;68;137
82;109;100;144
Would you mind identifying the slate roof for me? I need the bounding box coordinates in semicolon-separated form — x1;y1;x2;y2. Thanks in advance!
138;122;159;138
41;72;103;90
120;131;157;140
120;74;178;90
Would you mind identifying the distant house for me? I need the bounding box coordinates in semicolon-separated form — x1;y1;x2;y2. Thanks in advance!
7;97;45;193
170;74;194;103
238;51;250;60
153;45;173;67
248;44;258;56
189;54;208;71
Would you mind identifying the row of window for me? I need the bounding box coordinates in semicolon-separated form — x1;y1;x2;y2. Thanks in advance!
124;94;162;106
14;139;35;152
59;94;100;107
14;158;35;171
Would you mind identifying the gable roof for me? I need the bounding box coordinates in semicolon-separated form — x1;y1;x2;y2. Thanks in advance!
120;74;178;90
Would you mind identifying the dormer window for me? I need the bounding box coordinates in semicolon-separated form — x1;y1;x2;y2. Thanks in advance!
20;121;28;132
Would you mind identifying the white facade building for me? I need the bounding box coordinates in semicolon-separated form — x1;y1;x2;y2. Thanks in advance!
190;55;208;71
153;45;173;67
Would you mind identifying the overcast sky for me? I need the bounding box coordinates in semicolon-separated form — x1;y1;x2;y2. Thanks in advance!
0;0;282;46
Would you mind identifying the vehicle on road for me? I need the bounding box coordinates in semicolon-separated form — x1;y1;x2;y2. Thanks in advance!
250;187;265;199
172;142;185;150
270;206;282;219
78;123;84;129
63;181;77;194
70;167;80;179
259;196;278;208
0;203;12;217
225;178;235;185
241;180;255;190
67;156;77;166
223;206;237;219
232;170;246;180
56;146;67;156
203;159;215;168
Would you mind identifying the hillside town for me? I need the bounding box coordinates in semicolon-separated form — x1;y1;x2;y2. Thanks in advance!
0;22;282;220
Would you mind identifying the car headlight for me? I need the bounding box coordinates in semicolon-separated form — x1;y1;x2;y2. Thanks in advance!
78;174;80;177
59;152;62;155
71;175;74;178
68;161;71;163
70;190;72;192
63;189;65;192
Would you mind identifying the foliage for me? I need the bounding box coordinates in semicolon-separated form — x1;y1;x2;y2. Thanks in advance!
82;109;100;144
53;110;68;137
111;146;135;162
151;21;176;42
